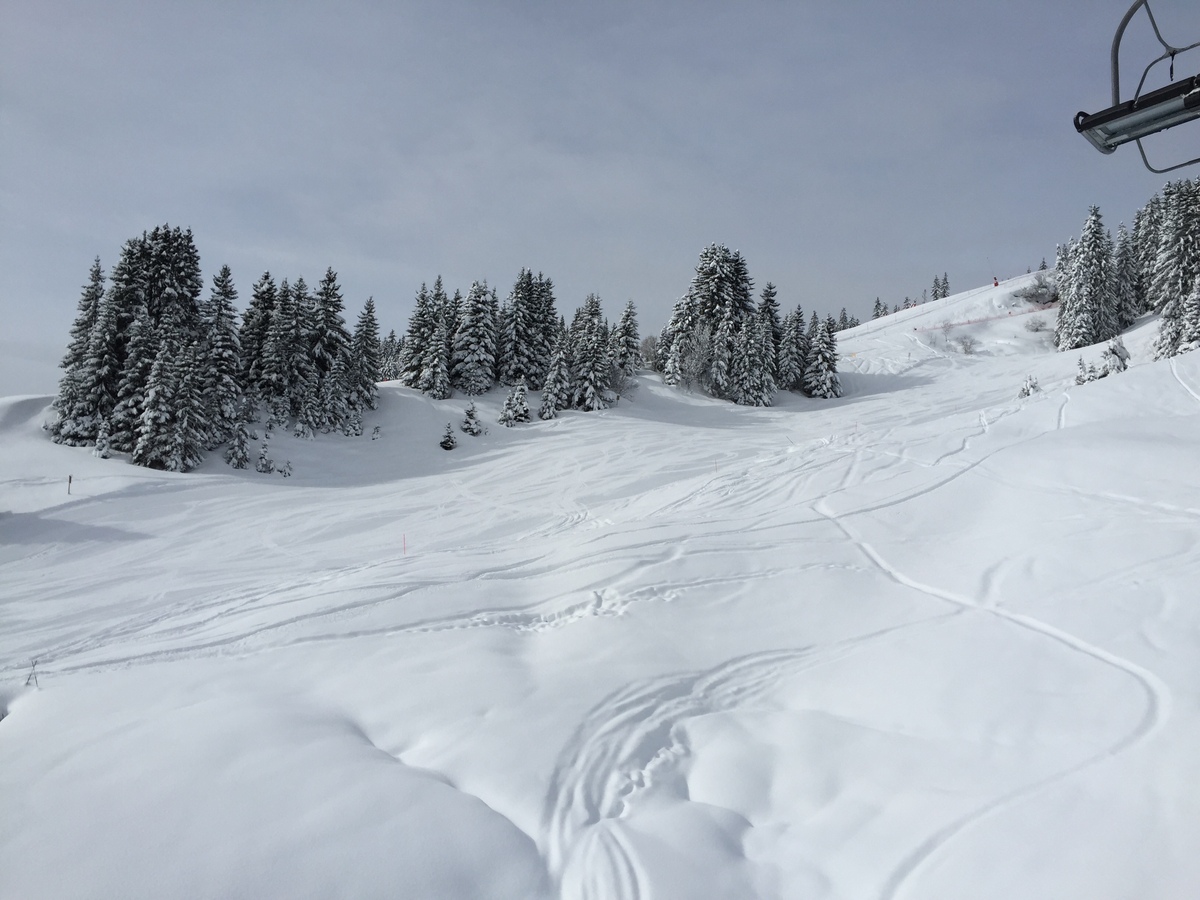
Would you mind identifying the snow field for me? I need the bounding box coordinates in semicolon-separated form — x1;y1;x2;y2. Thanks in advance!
3;275;1200;898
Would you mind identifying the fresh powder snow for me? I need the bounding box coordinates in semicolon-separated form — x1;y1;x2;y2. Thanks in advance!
2;274;1199;899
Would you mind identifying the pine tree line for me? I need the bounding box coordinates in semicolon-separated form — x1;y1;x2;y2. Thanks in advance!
870;273;949;320
52;227;382;471
655;244;841;404
395;270;643;414
1054;178;1200;358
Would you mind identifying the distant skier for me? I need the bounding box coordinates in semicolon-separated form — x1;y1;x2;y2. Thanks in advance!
993;276;1000;287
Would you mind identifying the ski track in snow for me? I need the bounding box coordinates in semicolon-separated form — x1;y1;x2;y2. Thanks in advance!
540;617;958;900
814;503;1172;900
1169;356;1200;405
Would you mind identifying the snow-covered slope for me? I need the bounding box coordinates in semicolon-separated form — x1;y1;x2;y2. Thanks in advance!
3;276;1200;899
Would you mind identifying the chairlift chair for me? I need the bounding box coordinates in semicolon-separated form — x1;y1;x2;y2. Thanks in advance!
1074;0;1200;172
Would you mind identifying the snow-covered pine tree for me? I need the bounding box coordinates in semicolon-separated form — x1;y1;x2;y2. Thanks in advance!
451;280;498;395
509;379;531;422
1113;223;1140;332
608;299;642;389
199;265;244;448
729;325;753;406
1101;336;1131;374
1088;211;1119;343
802;319;842;399
309;267;352;427
132;343;176;469
570;295;611;411
531;273;559;387
837;308;850;331
286;277;321;420
730;316;775;406
224;421;252;468
348;297;381;412
664;244;755;399
872;298;888;319
440;423;457;450
500;269;537;386
319;355;352;433
293;374;320;439
1051;240;1075;348
419;315;452;400
1155;281;1200;359
461;402;484;436
63;287;124;445
444;286;462;367
93;417;111;459
1147;182;1193;317
776;309;807;391
659;293;698;385
51;259;108;445
259;278;293;417
399;283;437;387
108;305;156;453
498;380;530;426
1133;192;1163;310
1075;357;1093;385
494;299;512;387
60;258;106;378
379;330;401;382
710;313;735;399
136;225;204;338
255;429;275;473
1058;207;1116;351
240;272;276;400
540;332;573;418
1179;280;1200;351
757;283;782;369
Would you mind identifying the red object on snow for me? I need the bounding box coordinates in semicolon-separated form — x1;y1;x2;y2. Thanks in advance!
993;277;999;287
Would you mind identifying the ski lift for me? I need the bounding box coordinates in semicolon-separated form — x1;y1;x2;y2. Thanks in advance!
1074;0;1200;173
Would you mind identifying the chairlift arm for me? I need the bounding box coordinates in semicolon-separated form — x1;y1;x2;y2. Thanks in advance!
1076;0;1200;171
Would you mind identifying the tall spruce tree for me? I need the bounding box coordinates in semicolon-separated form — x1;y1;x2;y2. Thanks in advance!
108;305;155;453
452;280;498;396
1058;207;1116;351
609;299;642;383
802;319;842;399
570;294;611;411
776;308;808;391
661;244;755;400
757;283;782;370
240;272;276;399
1114;223;1140;331
348;297;381;412
200;265;244;447
540;332;573;418
51;259;107;445
259;278;294;414
399;283;438;387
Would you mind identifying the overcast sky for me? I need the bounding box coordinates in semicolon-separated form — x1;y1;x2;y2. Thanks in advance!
3;0;1198;364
